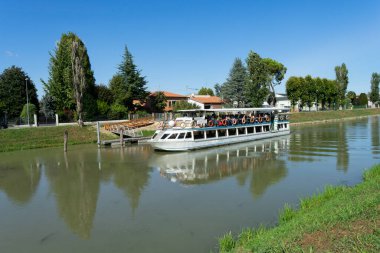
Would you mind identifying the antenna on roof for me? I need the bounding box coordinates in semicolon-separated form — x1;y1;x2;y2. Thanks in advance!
186;85;199;95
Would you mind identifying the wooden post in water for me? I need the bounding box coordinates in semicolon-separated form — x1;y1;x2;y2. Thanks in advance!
64;130;68;152
96;121;101;148
120;127;124;147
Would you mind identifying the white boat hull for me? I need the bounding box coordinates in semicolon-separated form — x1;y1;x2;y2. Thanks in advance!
150;129;290;151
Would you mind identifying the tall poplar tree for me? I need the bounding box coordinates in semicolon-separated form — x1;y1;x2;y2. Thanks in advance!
43;32;96;120
220;58;247;107
245;51;270;107
369;72;380;103
335;63;349;107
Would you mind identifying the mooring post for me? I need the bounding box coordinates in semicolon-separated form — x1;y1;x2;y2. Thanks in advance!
64;130;68;152
120;127;124;147
96;121;101;148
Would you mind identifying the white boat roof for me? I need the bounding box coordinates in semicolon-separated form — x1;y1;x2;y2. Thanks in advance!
178;107;284;113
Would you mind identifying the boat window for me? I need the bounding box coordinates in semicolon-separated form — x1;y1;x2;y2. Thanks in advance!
193;131;204;140
161;134;169;139
206;130;216;138
247;127;254;134
238;127;246;135
218;129;226;137
168;133;178;139
255;126;262;133
152;133;158;139
178;133;185;139
263;125;270;132
228;128;236;136
284;123;288;129
185;132;192;139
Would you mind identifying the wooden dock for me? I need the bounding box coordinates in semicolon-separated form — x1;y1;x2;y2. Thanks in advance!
100;136;151;147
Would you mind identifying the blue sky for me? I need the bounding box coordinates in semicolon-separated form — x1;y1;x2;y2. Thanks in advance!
1;0;380;98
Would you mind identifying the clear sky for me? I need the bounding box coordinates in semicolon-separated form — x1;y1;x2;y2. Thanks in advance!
1;0;380;99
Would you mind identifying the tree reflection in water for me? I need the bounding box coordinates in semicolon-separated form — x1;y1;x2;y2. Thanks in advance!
100;145;152;214
42;145;153;239
44;151;100;239
289;122;349;171
0;158;41;204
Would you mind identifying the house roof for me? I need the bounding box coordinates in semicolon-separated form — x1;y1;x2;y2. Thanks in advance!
150;91;187;98
189;95;224;104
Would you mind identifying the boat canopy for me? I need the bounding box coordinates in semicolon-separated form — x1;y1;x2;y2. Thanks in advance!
177;107;288;113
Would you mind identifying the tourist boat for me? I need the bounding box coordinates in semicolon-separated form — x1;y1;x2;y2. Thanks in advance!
148;108;290;151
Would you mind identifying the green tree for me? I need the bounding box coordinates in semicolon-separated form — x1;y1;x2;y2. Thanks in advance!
198;87;214;96
286;76;302;110
108;103;127;120
39;93;55;120
326;80;339;109
245;51;270;107
335;63;349;107
214;83;221;97
71;40;86;126
20;103;36;124
95;84;114;105
319;78;331;109
357;93;368;106
369;73;380;103
0;66;38;119
262;58;287;106
43;32;97;120
346;91;357;105
115;46;148;110
302;75;316;111
220;58;247;107
150;91;167;112
173;101;200;111
109;74;126;104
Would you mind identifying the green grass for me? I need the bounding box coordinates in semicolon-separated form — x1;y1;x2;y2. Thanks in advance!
0;125;156;152
218;164;380;252
290;108;380;124
0;125;117;152
141;130;156;137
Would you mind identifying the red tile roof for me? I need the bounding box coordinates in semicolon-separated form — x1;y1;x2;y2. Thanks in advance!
189;96;224;104
150;91;187;98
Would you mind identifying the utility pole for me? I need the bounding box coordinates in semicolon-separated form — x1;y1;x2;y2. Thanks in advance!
25;78;30;126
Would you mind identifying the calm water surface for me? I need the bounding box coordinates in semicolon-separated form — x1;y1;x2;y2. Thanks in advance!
0;116;379;252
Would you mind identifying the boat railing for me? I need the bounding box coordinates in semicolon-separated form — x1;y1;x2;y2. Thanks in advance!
156;113;289;130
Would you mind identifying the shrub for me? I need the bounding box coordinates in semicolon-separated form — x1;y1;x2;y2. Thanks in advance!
20;103;36;124
97;100;110;118
108;103;127;120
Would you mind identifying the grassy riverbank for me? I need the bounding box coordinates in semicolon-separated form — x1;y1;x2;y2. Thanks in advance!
0;125;155;152
0;108;379;152
290;108;380;124
218;164;380;252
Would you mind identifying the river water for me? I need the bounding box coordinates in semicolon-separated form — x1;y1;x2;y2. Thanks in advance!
0;116;379;253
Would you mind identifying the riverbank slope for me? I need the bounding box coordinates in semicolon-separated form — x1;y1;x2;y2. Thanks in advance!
290;108;380;124
218;164;380;252
0;108;379;152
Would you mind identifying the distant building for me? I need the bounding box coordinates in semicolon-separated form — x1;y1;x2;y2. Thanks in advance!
188;94;224;109
147;91;188;112
275;93;291;109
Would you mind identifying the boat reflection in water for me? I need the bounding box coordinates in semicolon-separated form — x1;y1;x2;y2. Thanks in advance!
151;136;290;194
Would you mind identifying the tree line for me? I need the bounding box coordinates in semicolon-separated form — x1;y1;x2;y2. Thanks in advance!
1;31;380;126
285;64;379;111
215;51;286;108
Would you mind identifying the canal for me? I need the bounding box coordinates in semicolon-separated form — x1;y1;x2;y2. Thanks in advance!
0;116;379;253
